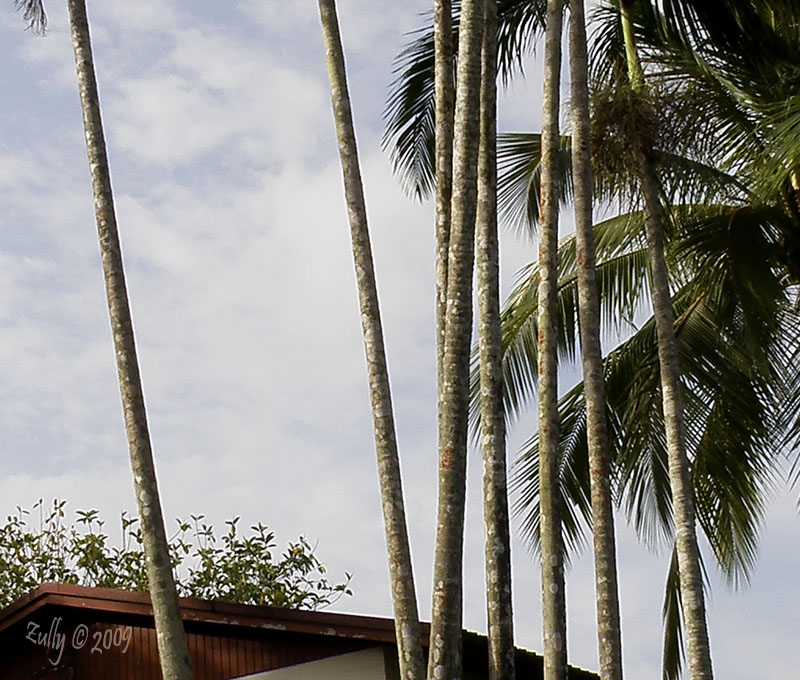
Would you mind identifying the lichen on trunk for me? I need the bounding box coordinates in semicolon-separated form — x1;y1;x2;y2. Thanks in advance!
568;1;624;678
66;1;192;678
617;2;715;678
317;2;426;679
428;0;486;677
538;1;569;679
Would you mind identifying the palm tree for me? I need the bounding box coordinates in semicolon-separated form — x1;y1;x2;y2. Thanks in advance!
537;1;568;679
493;2;800;648
385;1;800;676
427;0;486;676
383;0;545;202
52;1;193;678
433;0;455;385
494;62;794;680
567;0;623;678
316;2;426;679
495;46;798;672
616;3;714;677
475;0;516;677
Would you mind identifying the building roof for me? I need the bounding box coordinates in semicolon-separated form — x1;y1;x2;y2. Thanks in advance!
0;583;401;643
0;584;598;679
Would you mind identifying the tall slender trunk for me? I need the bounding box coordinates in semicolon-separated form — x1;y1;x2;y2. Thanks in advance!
434;0;455;384
538;2;568;680
618;4;714;679
568;1;623;678
66;2;192;679
317;3;425;679
427;0;485;676
476;2;515;679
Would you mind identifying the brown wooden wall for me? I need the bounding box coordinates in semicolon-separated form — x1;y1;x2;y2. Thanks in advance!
0;609;374;680
0;588;598;680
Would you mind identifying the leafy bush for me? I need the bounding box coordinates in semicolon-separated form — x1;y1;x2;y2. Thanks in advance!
0;499;352;610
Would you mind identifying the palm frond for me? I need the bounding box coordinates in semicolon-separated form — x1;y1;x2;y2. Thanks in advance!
382;0;546;199
511;384;594;563
657;152;749;207
497;132;573;238
586;3;627;89
481;210;651;428
661;547;684;680
507;200;793;569
775;300;800;486
382;20;438;200
661;541;713;680
14;0;46;34
755;97;800;199
495;0;547;84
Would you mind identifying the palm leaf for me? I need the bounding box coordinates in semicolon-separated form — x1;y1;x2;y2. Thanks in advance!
14;0;46;33
660;545;710;680
382;0;546;199
661;546;683;680
506;200;794;567
497;133;574;238
382;20;438;199
511;383;595;562
478;210;651;430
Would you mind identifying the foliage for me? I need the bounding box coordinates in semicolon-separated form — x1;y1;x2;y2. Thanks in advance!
383;2;800;677
0;499;352;611
14;0;46;34
382;0;546;200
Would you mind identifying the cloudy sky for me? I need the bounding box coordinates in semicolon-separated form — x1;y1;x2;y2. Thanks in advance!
1;1;798;678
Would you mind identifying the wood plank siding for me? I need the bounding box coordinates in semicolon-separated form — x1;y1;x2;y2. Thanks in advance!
0;584;598;680
1;610;370;679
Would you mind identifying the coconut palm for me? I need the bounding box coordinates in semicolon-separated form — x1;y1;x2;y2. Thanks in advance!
384;1;800;677
493;15;799;672
316;2;426;679
433;0;455;385
14;1;194;678
475;1;516;677
616;1;714;675
587;4;800;676
427;0;486;676
537;1;569;678
568;0;624;677
493;16;800;665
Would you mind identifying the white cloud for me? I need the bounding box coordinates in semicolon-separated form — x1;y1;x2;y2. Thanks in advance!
1;3;798;679
239;0;424;56
103;28;329;168
93;0;181;34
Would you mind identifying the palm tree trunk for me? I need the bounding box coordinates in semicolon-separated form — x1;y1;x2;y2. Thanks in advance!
434;0;455;384
618;3;714;679
567;2;624;679
317;3;425;679
66;2;192;679
427;0;485;677
538;2;568;680
476;2;515;679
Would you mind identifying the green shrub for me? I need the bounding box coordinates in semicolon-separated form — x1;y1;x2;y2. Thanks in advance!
0;499;352;610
